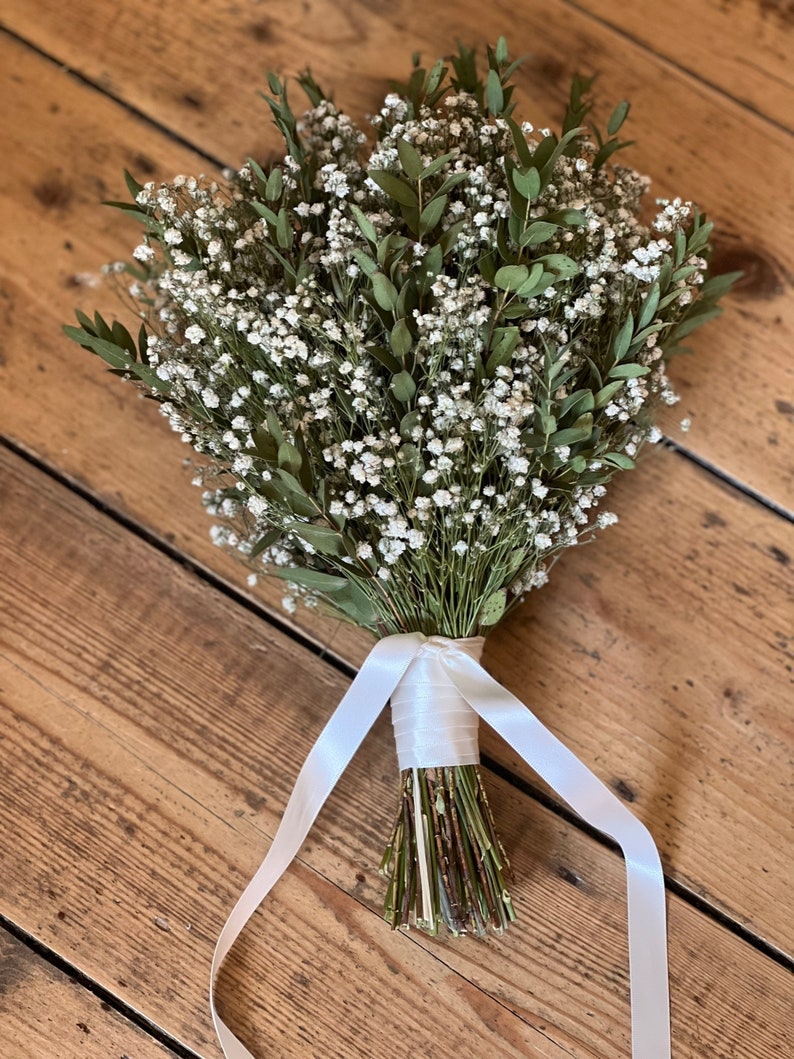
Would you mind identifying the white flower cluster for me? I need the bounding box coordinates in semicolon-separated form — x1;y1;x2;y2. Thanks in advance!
114;64;717;636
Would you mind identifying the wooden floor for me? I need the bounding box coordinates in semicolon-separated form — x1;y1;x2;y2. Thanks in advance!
0;3;792;1056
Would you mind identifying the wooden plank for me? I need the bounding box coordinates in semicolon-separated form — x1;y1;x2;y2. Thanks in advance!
0;929;179;1059
0;34;792;953
0;447;791;1058
0;9;792;504
570;0;794;132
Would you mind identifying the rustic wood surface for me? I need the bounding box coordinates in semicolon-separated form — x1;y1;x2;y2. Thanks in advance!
0;2;792;1057
1;450;792;1058
0;930;180;1059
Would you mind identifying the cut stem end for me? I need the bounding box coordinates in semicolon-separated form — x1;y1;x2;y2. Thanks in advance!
380;764;515;937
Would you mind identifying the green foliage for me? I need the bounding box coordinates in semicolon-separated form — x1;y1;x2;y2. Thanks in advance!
64;38;738;641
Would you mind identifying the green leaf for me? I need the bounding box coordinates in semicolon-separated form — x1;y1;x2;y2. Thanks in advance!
397;138;423;180
512;167;541;200
278;442;303;476
698;270;743;301
265;167;283;201
549;413;593;446
519;220;558;247
266;410;285;447
286;521;345;556
250;527;281;558
593;139;634;169
612;313;634;362
390;370;416;403
271;566;348;593
536;253;579;279
368;170;418;207
542;207;588;227
390;318;413;359
479;589;507;626
494;264;530;291
486;69;504;115
608;362;651;379
371;271;399;311
420;151;457;180
419;194;446;235
417;243;443;295
333;581;380;625
670;306;723;339
352;248;378;276
366;344;401;373
252;201;278;226
63;326;167;392
559;388;595;417
602;452;635;470
276;208;293;249
396;442;424;477
607;100;630;136
516;262;545;298
638;283;660;329
594;380;625;408
399;410;422;440
123;169;144;199
495;36;509;64
349;204;378;244
438;219;466;255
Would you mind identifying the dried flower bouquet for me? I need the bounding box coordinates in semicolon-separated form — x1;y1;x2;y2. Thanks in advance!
67;39;736;938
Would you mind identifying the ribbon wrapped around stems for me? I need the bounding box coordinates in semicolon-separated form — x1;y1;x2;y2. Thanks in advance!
210;633;671;1059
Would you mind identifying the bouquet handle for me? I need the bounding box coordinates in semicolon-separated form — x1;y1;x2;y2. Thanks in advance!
210;634;670;1059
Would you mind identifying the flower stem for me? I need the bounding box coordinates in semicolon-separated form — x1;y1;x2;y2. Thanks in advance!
380;764;515;936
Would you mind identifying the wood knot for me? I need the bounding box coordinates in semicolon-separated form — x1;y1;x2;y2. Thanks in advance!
710;243;785;301
33;173;73;211
612;778;637;802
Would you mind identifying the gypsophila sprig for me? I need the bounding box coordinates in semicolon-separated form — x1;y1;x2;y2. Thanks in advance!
66;39;738;938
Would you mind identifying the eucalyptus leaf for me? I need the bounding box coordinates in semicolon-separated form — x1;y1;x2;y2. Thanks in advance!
397;138;424;180
368;170;418;207
511;167;541;199
271;566;348;593
479;589;507;626
494;264;529;291
371;271;399;311
390;370;417;403
390;318;414;359
486;69;504;115
287;521;345;556
349;203;378;244
519;220;558;247
607;100;630;135
608;362;651;379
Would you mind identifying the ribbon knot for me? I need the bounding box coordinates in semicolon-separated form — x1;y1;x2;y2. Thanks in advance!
210;633;671;1059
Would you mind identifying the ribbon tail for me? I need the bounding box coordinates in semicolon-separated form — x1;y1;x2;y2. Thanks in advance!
443;652;671;1059
210;632;426;1059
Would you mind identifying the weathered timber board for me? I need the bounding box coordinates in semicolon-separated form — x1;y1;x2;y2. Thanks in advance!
0;928;179;1059
0;446;791;1058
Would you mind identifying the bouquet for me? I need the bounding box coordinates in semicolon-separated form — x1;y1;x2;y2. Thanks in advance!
67;34;735;991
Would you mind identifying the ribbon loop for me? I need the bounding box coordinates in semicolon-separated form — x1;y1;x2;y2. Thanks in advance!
210;633;670;1059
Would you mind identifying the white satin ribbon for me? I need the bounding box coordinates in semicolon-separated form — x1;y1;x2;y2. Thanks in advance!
210;632;671;1059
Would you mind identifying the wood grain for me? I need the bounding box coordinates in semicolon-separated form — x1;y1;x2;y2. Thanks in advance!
1;5;792;504
572;0;794;132
0;929;179;1059
0;446;791;1058
0;33;792;954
